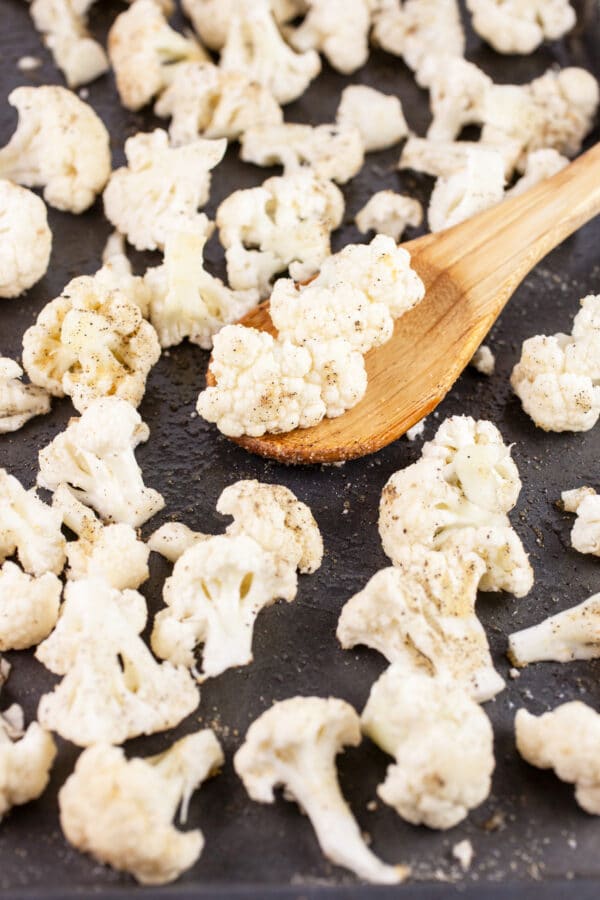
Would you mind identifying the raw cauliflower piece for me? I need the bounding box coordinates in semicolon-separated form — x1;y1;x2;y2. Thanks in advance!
511;294;600;432
428;147;505;232
420;57;492;141
355;191;423;241
337;545;505;702
562;486;600;556
53;484;149;590
103;130;224;252
234;697;408;884
0;358;50;433
155;62;282;145
372;0;465;76
0;86;110;213
466;0;576;54
151;534;296;678
505;149;568;199
182;0;306;50
148;523;209;563
0;664;56;821
108;0;207;112
0;180;52;300
240;123;364;185
22;273;160;413
470;345;495;376
216;170;344;297
508;594;600;667
362;668;494;828
516;702;600;815
0;562;61;651
335;85;408;152
144;219;258;349
59;731;223;885
288;0;372;75
400;135;517;182
38;398;165;527
0;468;66;577
220;0;320;106
30;0;109;88
379;416;533;597
36;578;199;746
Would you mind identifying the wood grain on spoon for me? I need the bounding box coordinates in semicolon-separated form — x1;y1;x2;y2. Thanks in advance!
206;143;600;465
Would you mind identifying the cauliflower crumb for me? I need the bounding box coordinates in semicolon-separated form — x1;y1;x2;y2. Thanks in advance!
0;179;52;299
467;0;576;54
406;418;426;441
0;468;66;577
30;0;109;88
508;593;600;666
0;562;61;651
561;486;600;556
17;56;42;72
0;358;51;433
288;0;372;74
452;839;475;871
372;0;465;77
471;345;495;376
355;191;423;241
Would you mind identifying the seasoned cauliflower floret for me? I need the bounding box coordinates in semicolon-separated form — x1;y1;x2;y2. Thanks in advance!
355;191;423;241
216;170;344;297
372;0;465;77
362;669;494;828
234;697;407;884
400;135;517;182
0;562;61;651
103;129;225;252
59;732;223;885
288;0;372;75
466;0;576;54
144;219;258;349
155;62;282;145
428;147;505;232
0;180;52;300
505;149;568;199
30;0;109;88
182;0;305;50
22;273;160;413
36;578;199;746
149;522;209;563
516;702;600;815
0;468;66;577
0;358;50;433
220;0;320;105
335;85;408;152
420;57;492;141
304;338;368;418
562;486;600;556
509;594;600;667
108;0;207;111
470;345;495;376
241;123;364;184
38;398;165;527
511;295;600;432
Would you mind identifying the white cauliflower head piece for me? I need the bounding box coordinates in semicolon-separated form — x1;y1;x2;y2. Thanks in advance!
0;358;51;433
288;0;372;75
470;345;496;376
336;85;408;152
505;149;568;199
372;0;465;76
516;702;600;815
37;398;165;527
561;486;600;556
30;0;109;88
103;129;225;251
428;147;505;232
0;86;111;213
362;668;494;829
182;0;305;50
0;180;52;299
509;594;600;667
0;562;61;651
466;0;576;54
234;696;408;884
148;522;209;563
0;468;66;577
421;57;492;141
355;191;423;242
59;730;223;884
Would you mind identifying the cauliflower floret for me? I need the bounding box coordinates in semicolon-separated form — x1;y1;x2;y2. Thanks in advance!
361;668;494;828
234;697;408;884
0;664;56;821
516;702;600;815
144;219;258;349
288;0;372;75
220;0;320;106
148;523;209;563
562;486;600;556
337;545;505;702
372;0;465;77
22;273;160;413
511;295;600;432
103;130;225;252
0;86;110;213
216;170;344;296
96;232;153;318
240;123;364;185
428;147;505;232
108;0;207;111
335;85;408;152
59;731;223;885
36;578;199;746
400;135;518;182
53;483;149;589
0;562;61;651
30;0;109;88
508;594;600;667
182;0;306;50
505;149;568;199
466;0;576;54
37;398;165;527
419;57;492;141
0;358;51;433
155;62;283;145
0;468;66;577
470;345;495;376
303;339;367;419
0;180;52;300
355;191;423;241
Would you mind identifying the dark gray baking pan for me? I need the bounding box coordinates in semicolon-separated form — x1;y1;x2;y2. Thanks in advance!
1;0;599;897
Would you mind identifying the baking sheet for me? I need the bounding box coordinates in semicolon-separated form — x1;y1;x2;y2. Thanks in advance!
1;0;600;896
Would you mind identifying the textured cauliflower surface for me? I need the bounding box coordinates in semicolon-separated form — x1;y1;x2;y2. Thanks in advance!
0;358;50;433
562;486;600;556
336;84;408;152
372;0;465;76
355;191;423;241
506;149;568;198
428;147;505;232
0;562;61;651
422;57;492;141
0;468;66;577
509;594;600;666
467;0;576;54
0;180;52;299
182;0;306;50
289;0;372;75
30;0;109;88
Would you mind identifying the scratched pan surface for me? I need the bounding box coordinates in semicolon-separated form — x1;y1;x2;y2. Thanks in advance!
1;1;600;897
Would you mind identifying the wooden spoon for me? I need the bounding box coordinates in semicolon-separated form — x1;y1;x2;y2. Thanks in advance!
207;143;600;465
